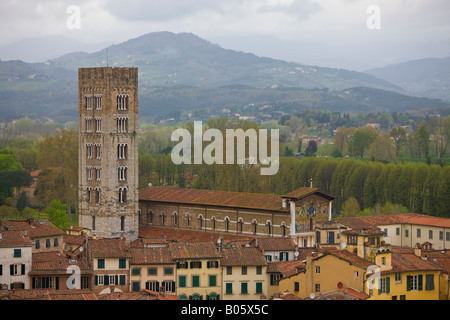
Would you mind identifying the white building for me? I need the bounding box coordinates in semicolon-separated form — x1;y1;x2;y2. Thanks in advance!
0;230;33;289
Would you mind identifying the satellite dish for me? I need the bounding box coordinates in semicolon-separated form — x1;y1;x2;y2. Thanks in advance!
310;293;315;299
340;241;347;249
294;252;299;257
79;246;84;252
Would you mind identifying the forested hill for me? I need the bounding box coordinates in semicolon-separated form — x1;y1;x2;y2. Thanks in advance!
0;31;448;123
366;56;450;101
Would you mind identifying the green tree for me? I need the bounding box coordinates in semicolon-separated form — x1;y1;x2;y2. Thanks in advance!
341;197;361;217
413;121;430;158
390;127;407;158
44;200;71;231
37;129;78;212
305;140;318;156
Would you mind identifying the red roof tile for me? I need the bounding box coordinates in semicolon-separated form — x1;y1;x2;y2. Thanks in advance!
253;237;296;251
0;230;32;246
169;241;221;260
130;247;174;265
139;186;289;212
390;246;442;273
276;259;305;277
139;226;254;243
282;187;334;200
221;245;267;266
337;213;450;229
86;238;131;258
1;219;65;238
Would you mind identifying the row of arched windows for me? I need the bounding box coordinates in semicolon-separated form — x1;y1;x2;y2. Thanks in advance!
145;211;288;236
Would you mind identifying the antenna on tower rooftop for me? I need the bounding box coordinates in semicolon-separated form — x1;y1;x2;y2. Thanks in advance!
106;48;109;67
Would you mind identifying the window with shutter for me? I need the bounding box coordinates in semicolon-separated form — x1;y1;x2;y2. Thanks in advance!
418;274;423;290
209;275;216;287
426;274;435;290
226;283;233;294
192;276;200;287
120;275;126;285
241;282;248;294
179;276;186;288
256;282;263;294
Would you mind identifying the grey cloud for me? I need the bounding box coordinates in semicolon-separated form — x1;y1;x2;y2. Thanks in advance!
256;0;322;19
103;0;227;22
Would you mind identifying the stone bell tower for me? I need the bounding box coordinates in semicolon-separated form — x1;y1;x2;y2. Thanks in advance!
78;67;139;242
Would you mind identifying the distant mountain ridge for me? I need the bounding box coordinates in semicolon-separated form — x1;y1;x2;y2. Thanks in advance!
46;31;402;91
366;56;450;101
0;31;448;123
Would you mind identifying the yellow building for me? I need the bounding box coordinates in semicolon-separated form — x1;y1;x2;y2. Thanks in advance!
169;241;221;300
368;245;442;300
221;244;268;300
278;249;372;299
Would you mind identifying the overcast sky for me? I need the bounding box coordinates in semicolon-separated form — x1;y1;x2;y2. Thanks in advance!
1;0;450;70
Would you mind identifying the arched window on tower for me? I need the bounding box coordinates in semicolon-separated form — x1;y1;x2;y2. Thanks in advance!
266;220;272;236
118;187;127;203
224;217;230;231
252;220;258;235
173;212;178;226
198;215;203;229
237;218;244;233
86;187;93;203
211;217;216;231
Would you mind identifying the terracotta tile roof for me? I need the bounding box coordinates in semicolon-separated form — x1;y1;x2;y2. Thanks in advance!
139;186;289;212
266;262;282;273
422;249;450;274
4;289;54;300
279;292;303;300
312;287;370;300
390;246;442;273
130;247;174;265
221;245;267;266
1;219;65;238
169;241;221;260
253;237;296;252
29;169;42;178
337;213;450;229
0;230;32;246
276;259;305;277
139;226;254;243
318;249;373;270
87;238;131;259
282;187;335;200
64;234;87;246
30;251;90;274
97;289;179;300
46;290;98;300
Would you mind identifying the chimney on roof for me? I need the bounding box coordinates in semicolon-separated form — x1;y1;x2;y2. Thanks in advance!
414;243;422;258
24;229;27;237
